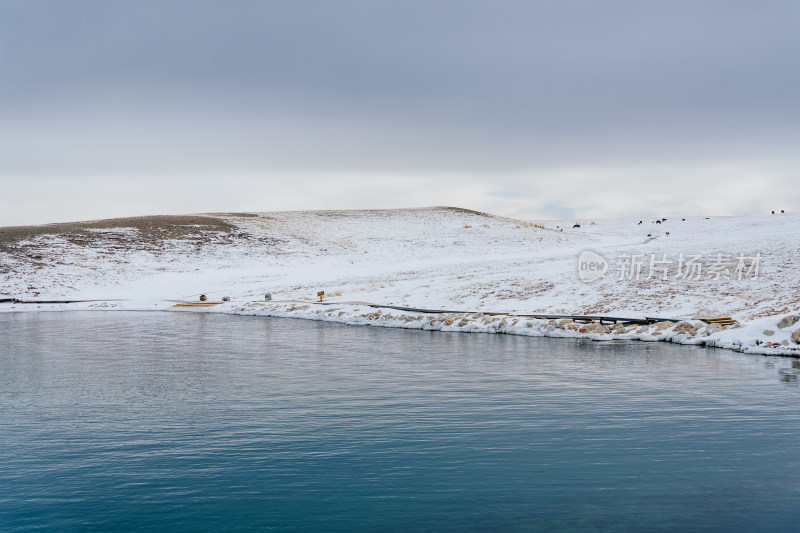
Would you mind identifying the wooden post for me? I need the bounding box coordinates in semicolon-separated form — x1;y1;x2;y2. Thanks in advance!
317;291;325;302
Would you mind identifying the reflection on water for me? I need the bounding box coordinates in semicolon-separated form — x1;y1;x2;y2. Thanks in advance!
1;311;800;532
764;357;800;385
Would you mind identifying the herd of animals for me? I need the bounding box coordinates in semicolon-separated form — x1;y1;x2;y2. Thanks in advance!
555;210;787;237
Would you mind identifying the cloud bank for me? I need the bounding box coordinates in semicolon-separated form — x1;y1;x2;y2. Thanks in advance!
1;1;799;224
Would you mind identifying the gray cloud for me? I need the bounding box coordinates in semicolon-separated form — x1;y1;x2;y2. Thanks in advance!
1;1;799;224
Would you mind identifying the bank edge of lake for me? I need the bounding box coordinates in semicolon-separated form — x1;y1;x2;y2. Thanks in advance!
2;299;798;358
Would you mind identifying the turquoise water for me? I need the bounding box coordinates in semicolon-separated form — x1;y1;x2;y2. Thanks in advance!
1;312;799;532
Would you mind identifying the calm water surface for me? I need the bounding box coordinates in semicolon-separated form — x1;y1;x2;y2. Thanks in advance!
1;312;799;532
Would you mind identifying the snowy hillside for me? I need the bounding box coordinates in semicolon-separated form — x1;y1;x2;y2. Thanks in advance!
2;207;799;356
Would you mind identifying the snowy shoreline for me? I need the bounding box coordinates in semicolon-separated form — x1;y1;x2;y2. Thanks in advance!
2;207;799;357
2;299;799;358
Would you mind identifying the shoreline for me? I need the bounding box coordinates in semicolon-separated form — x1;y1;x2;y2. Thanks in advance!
3;300;799;358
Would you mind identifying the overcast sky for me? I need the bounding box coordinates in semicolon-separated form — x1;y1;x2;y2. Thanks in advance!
2;1;799;225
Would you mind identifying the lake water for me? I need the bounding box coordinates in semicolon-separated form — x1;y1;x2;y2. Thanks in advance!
1;311;799;532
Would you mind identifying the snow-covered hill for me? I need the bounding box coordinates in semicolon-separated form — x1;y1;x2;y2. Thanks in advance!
2;207;799;356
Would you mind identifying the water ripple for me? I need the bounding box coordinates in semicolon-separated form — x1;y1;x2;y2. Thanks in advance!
1;312;799;532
